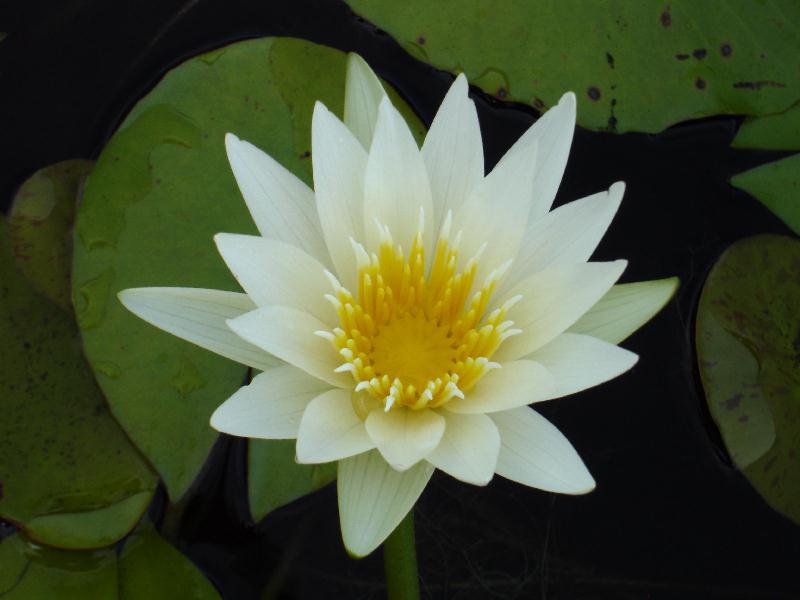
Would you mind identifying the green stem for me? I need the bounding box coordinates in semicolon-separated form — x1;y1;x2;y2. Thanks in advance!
383;510;421;600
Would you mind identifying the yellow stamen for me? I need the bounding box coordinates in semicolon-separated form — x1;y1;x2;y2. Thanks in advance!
322;215;519;411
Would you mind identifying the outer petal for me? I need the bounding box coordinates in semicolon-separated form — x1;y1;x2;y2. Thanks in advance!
426;412;500;485
495;260;627;361
492;406;595;494
344;53;387;150
445;360;554;414
118;287;278;371
338;450;434;557
214;233;336;324
527;333;638;400
505;91;576;220
363;96;434;255
312;102;369;291
365;407;445;471
296;389;375;463
224;134;329;263
421;73;484;232
569;277;679;344
226;306;350;388
500;182;624;296
210;366;331;438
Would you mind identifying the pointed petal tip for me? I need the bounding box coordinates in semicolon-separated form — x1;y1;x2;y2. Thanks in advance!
609;180;626;198
559;91;577;107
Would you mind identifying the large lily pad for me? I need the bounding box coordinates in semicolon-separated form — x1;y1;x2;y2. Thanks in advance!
730;153;800;235
696;234;800;524
0;215;157;550
71;37;424;504
347;0;800;133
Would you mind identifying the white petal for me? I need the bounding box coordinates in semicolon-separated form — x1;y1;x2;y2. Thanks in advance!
210;366;330;438
312;102;369;291
446;360;554;414
421;73;484;232
224;134;329;264
569;277;679;344
363;97;434;255
426;412;500;485
527;333;638;400
508;91;576;220
338;450;434;557
492;406;595;494
226;306;350;388
118;287;278;371
214;233;336;324
495;260;627;361
365;407;445;471
344;53;387;150
296;389;375;463
453;140;538;279
500;182;624;296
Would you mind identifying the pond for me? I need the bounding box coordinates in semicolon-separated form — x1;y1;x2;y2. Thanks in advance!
0;1;798;598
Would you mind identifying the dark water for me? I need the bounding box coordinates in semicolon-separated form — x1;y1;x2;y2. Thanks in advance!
1;1;798;598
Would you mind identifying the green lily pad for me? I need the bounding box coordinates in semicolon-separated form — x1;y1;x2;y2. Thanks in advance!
696;234;800;524
730;153;800;235
733;102;800;150
0;525;219;599
248;440;337;522
0;533;118;598
71;37;424;503
118;526;220;599
7;160;94;311
346;0;800;133
0;215;157;550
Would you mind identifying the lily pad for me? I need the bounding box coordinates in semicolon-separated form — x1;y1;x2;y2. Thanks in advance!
0;533;118;599
248;440;337;522
346;0;800;133
7;160;93;311
730;153;800;235
0;216;157;550
0;526;219;599
696;234;800;524
118;526;220;599
71;37;423;503
733;102;800;150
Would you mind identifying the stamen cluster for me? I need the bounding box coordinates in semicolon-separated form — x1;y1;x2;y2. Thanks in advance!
317;214;521;411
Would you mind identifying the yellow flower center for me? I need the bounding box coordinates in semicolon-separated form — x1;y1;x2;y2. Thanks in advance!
319;214;521;412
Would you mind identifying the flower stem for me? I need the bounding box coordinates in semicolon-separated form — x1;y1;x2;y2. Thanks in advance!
383;510;421;600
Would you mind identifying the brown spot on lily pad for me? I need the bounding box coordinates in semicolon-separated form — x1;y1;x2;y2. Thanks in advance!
693;48;707;59
417;35;426;45
725;393;744;410
721;43;733;57
660;6;672;27
733;80;787;90
587;86;601;101
695;77;707;90
675;53;690;60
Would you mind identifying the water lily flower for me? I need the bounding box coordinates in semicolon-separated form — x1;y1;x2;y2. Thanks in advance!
119;54;676;557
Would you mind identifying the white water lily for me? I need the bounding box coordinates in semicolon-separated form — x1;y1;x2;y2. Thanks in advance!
119;54;677;557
